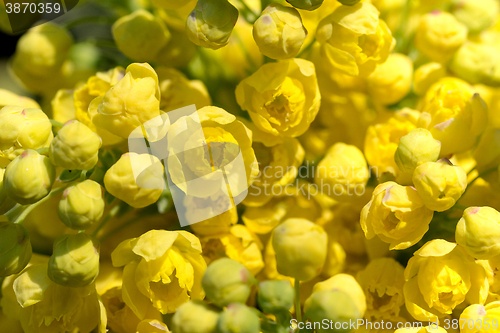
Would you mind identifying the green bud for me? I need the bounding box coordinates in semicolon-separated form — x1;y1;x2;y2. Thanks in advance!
0;221;32;277
286;0;324;11
58;180;105;230
186;0;239;50
49;120;102;170
48;233;100;287
338;0;361;6
202;258;255;308
4;149;56;205
394;128;441;174
257;280;294;314
171;300;220;333
304;290;362;333
217;303;261;333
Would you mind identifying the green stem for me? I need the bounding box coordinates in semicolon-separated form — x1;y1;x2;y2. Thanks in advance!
294;278;302;331
12;185;68;224
237;0;259;23
467;166;476;176
5;204;23;221
50;119;64;129
36;147;49;156
91;203;120;238
394;0;412;53
297;38;316;59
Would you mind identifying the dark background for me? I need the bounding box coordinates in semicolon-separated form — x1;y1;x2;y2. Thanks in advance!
0;33;19;58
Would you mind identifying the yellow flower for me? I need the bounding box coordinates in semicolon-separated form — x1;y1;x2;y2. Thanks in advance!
315;142;370;201
356;257;405;319
0;106;53;160
366;53;413;106
414;11;467;63
450;41;500;87
0;89;40;109
92;63;162;139
412;160;467;212
394;326;448;333
360;181;434;250
460;302;500;333
236;59;321;138
104;153;164;208
478;256;500;302
315;1;395;76
253;4;307;60
111;230;206;316
420;78;488;156
413;62;446;96
395;128;441;175
404;239;489;321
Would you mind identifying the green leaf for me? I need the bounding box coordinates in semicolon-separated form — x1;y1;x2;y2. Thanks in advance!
58;169;82;183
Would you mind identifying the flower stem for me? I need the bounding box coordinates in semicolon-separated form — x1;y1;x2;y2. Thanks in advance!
50;119;64;129
12;185;68;224
295;278;302;331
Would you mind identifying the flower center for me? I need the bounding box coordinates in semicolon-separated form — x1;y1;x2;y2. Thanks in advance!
263;77;305;130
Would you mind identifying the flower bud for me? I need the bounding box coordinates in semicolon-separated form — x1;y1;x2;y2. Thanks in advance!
339;0;362;6
394;128;441;175
112;9;171;62
412;160;467;212
47;233;100;287
186;0;239;50
202;258;255;308
414;11;467;63
257;280;294;314
450;41;500;86
286;0;324;11
171;300;219;333
49;120;102;170
304;290;362;333
58;180;105;230
413;62;446;96
217;303;260;333
456;206;500;260
272;218;327;281
4;149;56;205
0;222;32;277
451;0;499;34
253;4;307;60
0;106;53;160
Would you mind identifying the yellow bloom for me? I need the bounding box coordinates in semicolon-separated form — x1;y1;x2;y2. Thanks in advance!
356;257;405;319
92;63;161;139
0;89;40;109
404;239;489;321
316;1;395;76
413;62;446;96
478;256;500;302
236;58;321;137
460;302;500;333
360;181;434;250
111;230;206;316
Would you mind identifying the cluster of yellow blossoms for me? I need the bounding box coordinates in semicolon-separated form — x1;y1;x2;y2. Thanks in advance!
2;0;500;332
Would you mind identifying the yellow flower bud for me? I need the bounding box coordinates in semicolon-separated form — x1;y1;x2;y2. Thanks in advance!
217;303;260;333
403;239;488;321
104;153;164;208
361;181;434;250
412;160;467;212
414;11;467;63
451;0;499;33
186;0;239;50
253;4;307;60
0;106;53;160
49;120;102;170
202;258;255;308
0;222;32;277
0;89;40;110
58;180;105;230
456;207;500;260
315;142;370;201
286;0;324;11
171;300;219;333
460;302;500;333
450;41;500;86
316;2;394;76
272;218;327;281
112;10;171;62
413;62;446;96
257;280;294;314
48;233;100;287
92;63;161;139
394;128;441;175
367;53;413;106
4;150;56;205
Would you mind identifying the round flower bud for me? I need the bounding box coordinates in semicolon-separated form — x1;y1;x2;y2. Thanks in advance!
286;0;324;11
0;222;32;277
47;233;100;287
412;160;467;212
414;11;467;63
0;106;53;160
4;149;56;205
112;9;171;62
202;258;255;308
413;62;446;96
451;0;499;34
394;128;441;175
272;218;328;281
171;300;219;333
304;290;362;333
257;280;294;314
253;4;307;60
49;120;102;170
58;180;105;230
456;206;500;260
186;0;239;50
217;303;260;333
450;41;500;86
